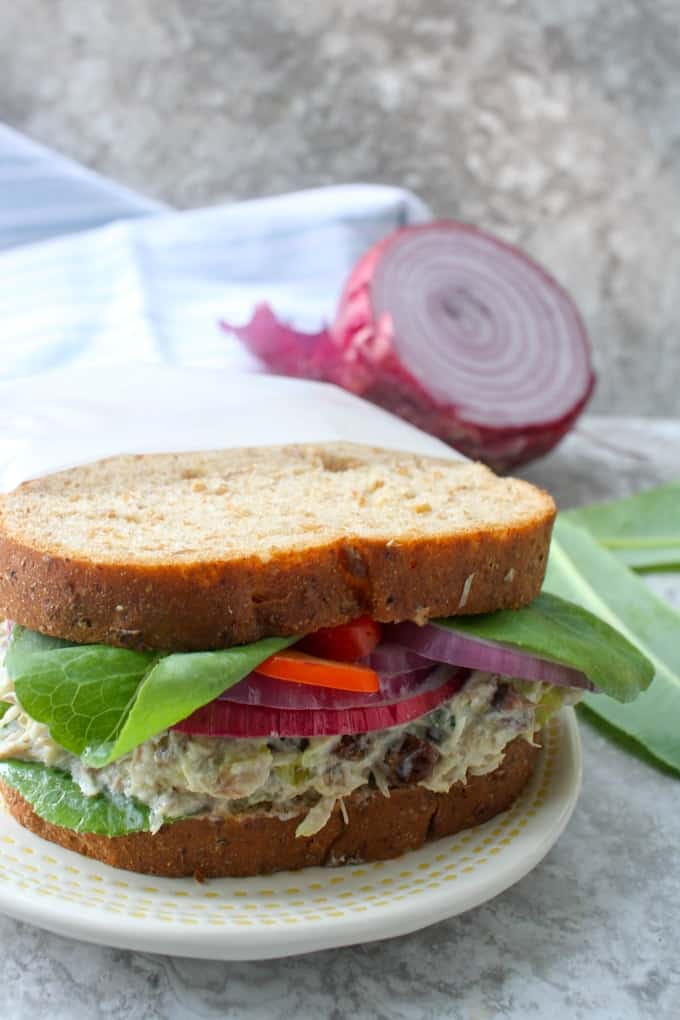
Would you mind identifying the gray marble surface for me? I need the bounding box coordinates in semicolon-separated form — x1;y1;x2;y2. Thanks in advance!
2;1;680;416
0;415;678;1020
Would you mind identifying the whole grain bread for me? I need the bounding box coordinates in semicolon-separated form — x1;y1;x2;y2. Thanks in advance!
0;444;555;650
0;737;538;877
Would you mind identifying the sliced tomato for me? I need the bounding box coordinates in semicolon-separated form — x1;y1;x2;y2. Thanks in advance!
173;674;465;738
256;649;379;693
297;616;382;662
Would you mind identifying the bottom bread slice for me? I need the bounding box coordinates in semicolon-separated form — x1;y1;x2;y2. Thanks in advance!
0;737;539;878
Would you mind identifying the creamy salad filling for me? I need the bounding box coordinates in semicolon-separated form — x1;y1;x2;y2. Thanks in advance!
0;665;579;837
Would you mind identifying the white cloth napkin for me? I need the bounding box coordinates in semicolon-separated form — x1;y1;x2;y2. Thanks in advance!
0;125;429;381
0;124;442;490
0;122;164;254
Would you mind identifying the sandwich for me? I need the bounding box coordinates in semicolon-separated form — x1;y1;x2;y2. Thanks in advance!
0;444;652;877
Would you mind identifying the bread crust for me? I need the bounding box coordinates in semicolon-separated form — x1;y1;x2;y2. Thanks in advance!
0;737;539;878
0;445;555;649
0;523;552;651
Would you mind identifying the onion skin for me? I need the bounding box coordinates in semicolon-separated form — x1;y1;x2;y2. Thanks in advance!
223;221;595;472
221;303;339;381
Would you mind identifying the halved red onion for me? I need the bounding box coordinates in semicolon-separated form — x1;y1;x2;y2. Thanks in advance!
174;668;465;739
222;222;595;471
390;622;595;691
220;663;448;710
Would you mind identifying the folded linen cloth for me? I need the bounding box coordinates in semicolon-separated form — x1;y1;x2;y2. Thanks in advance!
0;123;439;489
0;123;429;381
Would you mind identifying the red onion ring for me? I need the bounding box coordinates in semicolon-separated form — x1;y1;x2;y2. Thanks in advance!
361;642;432;677
390;621;595;691
176;669;466;738
219;664;446;710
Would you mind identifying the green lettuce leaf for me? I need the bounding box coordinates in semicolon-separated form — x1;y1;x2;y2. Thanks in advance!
613;548;680;571
565;482;680;572
0;703;9;720
0;759;150;835
5;627;295;767
544;517;680;773
435;591;653;703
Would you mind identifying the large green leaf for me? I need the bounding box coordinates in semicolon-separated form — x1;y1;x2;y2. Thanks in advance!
565;482;680;572
436;591;653;703
5;637;157;763
86;639;293;767
613;548;680;571
5;627;295;767
545;518;680;773
0;759;150;836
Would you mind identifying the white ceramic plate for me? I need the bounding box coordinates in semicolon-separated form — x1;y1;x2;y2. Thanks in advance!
0;709;581;960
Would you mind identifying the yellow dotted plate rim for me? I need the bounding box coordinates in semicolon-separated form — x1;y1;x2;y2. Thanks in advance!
0;709;581;960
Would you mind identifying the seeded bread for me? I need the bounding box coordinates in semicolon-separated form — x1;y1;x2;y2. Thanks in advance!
0;737;538;878
0;443;555;650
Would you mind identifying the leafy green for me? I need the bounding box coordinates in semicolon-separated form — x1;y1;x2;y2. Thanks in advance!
5;636;157;763
99;642;292;768
436;591;653;703
0;703;9;720
565;482;680;572
613;548;680;571
0;759;150;835
544;517;680;773
5;627;295;767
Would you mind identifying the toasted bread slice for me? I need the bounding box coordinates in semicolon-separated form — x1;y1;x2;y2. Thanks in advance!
0;443;555;650
0;737;538;878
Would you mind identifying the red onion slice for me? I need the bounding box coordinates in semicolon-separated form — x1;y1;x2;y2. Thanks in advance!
362;642;432;677
175;669;465;738
222;222;595;471
219;664;448;710
390;621;595;691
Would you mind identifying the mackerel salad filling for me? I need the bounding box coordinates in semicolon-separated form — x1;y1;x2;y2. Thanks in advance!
0;658;578;838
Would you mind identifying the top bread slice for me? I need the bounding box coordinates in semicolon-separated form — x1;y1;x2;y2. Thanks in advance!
0;443;555;651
